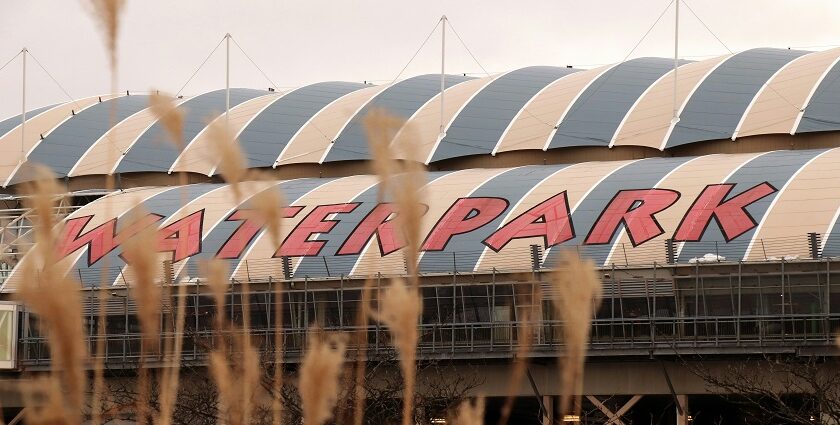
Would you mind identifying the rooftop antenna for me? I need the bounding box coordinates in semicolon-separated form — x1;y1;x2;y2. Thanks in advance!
20;47;27;161
225;33;231;128
671;0;680;124
439;15;447;141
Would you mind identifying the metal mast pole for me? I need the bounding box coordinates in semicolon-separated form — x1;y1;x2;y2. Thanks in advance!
21;48;27;159
672;0;680;122
439;16;447;139
225;33;231;127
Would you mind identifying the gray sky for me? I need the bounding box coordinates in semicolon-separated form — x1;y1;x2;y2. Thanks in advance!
0;0;837;119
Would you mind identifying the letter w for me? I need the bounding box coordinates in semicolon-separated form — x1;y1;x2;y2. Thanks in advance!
58;214;163;266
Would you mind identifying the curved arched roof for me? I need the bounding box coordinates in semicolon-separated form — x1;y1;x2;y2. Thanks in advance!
2;47;840;187
6;146;840;290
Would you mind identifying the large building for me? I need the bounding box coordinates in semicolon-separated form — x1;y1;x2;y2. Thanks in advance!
2;47;840;424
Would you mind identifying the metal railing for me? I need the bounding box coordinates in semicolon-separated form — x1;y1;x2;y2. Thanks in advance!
19;314;839;367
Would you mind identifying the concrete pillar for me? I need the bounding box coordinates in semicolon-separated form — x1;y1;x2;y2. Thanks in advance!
676;394;688;425
542;395;554;425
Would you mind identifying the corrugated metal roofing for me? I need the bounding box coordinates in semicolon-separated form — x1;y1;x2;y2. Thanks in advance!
1;47;839;186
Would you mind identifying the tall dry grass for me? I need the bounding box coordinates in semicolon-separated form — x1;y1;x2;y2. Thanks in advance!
353;279;374;425
16;166;86;425
149;92;189;194
204;259;260;425
363;108;402;203
362;108;425;281
86;0;124;77
7;80;610;425
497;280;540;425
121;207;162;424
362;108;430;425
550;250;603;418
157;282;188;425
452;397;485;425
122;207;162;353
207;120;248;201
272;278;285;425
204;109;289;425
85;2;125;422
300;332;347;425
373;278;422;425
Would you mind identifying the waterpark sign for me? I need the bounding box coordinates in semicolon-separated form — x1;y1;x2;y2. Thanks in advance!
58;182;776;266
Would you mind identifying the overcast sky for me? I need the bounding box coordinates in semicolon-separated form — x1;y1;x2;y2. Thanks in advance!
0;0;838;119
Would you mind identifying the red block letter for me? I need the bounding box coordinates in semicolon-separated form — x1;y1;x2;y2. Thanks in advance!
422;197;508;252
674;182;776;242
585;189;680;246
216;206;303;259
483;192;574;252
58;213;163;266
337;203;405;256
277;203;359;257
157;210;205;262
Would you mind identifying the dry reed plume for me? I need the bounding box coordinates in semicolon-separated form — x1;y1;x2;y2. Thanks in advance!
85;3;125;419
149;92;185;148
16;166;86;425
249;185;286;249
121;206;162;354
362;109;427;425
149;92;189;190
452;397;485;425
550;250;603;417
204;112;289;425
204;259;260;425
272;278;285;425
361;108;426;281
157;282;188;425
120;207;163;424
373;278;422;425
86;0;124;76
300;332;347;425
204;110;294;425
498;280;540;425
353;279;375;425
208;120;248;201
363;108;402;202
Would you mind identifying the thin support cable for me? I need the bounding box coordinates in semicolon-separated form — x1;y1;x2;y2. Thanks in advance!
449;18;564;133
551;0;675;144
447;20;491;77
621;0;675;63
175;35;226;97
0;51;22;75
229;35;282;93
680;0;732;53
27;50;81;109
682;0;802;113
390;18;442;85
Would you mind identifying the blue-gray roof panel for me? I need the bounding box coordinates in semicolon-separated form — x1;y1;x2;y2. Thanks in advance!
324;74;471;162
548;58;680;150
0;104;55;140
431;66;578;162
236;82;367;169
11;96;151;184
796;60;840;133
116;88;265;173
666;48;809;148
